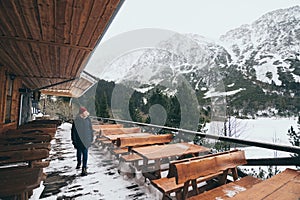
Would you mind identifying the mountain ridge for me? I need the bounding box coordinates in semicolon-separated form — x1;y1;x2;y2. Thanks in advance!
99;6;299;89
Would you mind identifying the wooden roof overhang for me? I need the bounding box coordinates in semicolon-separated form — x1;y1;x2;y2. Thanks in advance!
0;0;124;97
40;70;97;98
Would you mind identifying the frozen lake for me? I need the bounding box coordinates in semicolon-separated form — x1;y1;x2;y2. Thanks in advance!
206;117;299;175
206;117;298;158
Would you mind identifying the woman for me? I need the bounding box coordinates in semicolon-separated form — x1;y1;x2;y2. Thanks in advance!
71;107;94;176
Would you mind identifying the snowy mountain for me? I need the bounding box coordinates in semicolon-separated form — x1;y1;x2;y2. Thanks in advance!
97;6;300;98
114;33;231;93
220;5;300;85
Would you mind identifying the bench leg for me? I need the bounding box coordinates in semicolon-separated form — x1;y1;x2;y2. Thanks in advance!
181;181;190;200
231;167;238;180
154;159;161;179
191;179;198;194
219;169;229;185
162;193;171;200
175;191;182;200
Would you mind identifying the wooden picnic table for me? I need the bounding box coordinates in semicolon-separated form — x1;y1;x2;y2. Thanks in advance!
103;132;153;143
226;168;300;200
132;142;210;179
132;142;210;160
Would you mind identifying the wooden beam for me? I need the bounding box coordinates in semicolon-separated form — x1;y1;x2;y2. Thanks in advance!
35;77;77;91
40;90;73;97
17;75;73;79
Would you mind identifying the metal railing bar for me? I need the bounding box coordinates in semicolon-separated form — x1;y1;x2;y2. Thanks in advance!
246;157;299;166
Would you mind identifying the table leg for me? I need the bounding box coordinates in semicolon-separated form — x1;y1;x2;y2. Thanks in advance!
154;159;161;178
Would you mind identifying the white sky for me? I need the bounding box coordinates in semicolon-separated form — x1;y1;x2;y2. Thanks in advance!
102;0;300;41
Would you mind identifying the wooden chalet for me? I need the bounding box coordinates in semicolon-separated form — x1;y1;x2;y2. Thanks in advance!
0;0;124;199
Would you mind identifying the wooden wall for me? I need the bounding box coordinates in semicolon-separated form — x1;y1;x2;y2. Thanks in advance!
0;66;22;133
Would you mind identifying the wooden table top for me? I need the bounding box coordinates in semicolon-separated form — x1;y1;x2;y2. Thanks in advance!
188;176;263;200
103;132;152;141
228;168;300;200
132;142;210;160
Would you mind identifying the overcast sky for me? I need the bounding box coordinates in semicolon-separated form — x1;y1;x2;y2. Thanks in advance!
102;0;300;41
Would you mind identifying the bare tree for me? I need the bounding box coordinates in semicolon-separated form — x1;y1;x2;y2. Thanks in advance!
39;95;72;121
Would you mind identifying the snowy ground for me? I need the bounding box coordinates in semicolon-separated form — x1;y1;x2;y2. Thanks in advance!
30;123;159;200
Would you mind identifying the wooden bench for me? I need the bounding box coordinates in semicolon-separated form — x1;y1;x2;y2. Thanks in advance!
18;123;57;129
0;142;50;152
0;134;52;145
151;150;248;200
0;126;55;196
27;119;61;126
93;124;123;132
0;148;50;166
150;151;234;199
101;127;142;135
0;128;53;199
97;127;142;148
116;134;173;150
0;133;51;166
109;133;156;158
0;166;45;199
113;148;128;155
117;134;173;163
116;134;174;177
6;128;56;138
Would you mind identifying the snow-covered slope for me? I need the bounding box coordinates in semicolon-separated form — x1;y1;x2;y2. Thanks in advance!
220;5;300;84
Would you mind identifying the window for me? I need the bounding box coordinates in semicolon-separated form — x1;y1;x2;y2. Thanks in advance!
5;74;14;123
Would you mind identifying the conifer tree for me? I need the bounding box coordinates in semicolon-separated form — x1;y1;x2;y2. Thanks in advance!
287;116;300;168
96;92;110;118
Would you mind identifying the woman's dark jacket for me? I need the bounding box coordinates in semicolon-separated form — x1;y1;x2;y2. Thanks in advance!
71;115;93;149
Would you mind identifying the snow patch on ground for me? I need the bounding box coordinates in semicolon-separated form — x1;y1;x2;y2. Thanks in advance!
30;123;156;200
